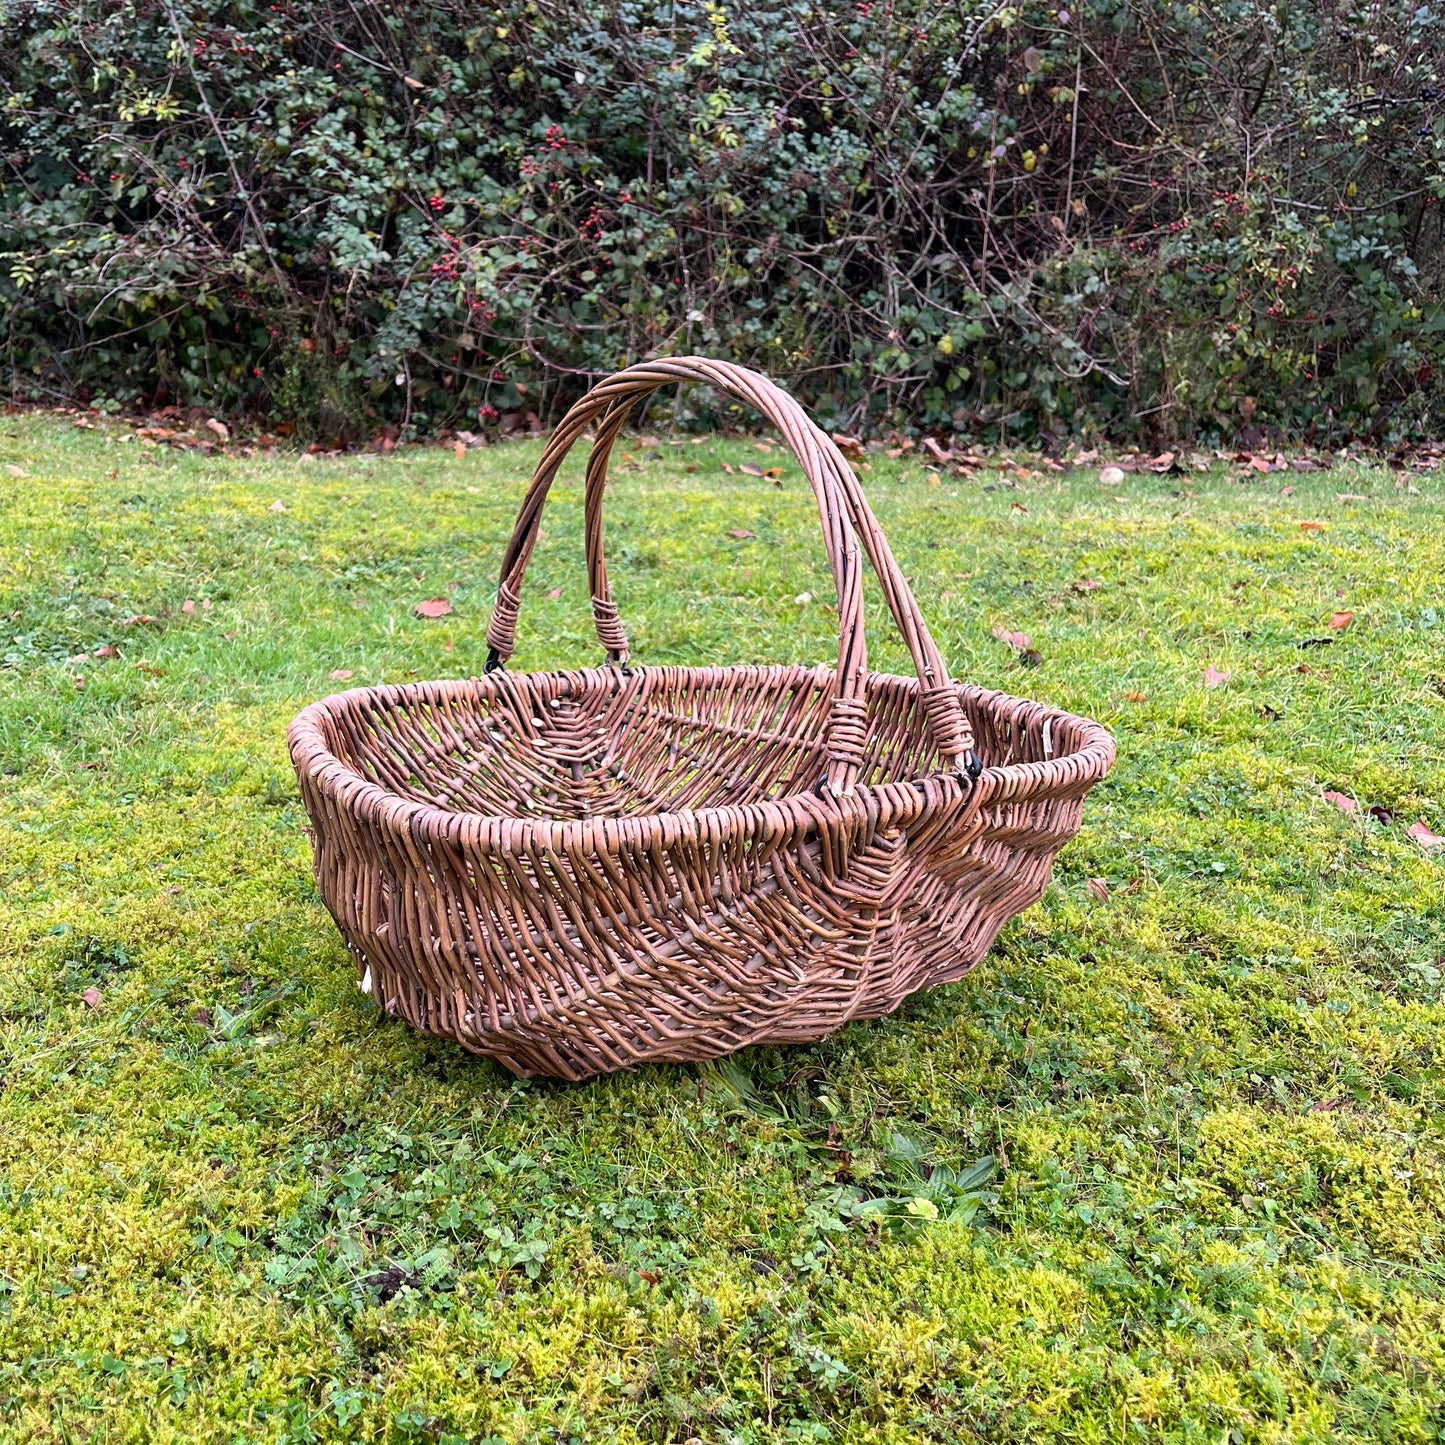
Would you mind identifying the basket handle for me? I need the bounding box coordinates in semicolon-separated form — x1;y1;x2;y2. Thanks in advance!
484;358;977;795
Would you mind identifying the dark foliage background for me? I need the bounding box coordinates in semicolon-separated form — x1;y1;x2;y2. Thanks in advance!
2;0;1444;443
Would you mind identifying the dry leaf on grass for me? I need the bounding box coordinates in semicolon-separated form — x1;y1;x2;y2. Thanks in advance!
269;499;287;513
1099;466;1125;486
1204;665;1231;688
1323;790;1358;813
546;587;562;600
415;598;453;618
1299;520;1324;532
1086;878;1110;901
992;626;1032;652
1327;610;1353;631
1407;821;1444;851
82;987;101;1009
728;528;756;540
329;669;354;681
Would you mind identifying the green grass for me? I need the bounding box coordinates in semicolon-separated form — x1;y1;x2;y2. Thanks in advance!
0;416;1443;1445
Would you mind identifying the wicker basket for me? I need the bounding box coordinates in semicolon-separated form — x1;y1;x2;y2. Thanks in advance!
288;359;1114;1080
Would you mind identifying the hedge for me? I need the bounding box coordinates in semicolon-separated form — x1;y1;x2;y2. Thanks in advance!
2;0;1443;442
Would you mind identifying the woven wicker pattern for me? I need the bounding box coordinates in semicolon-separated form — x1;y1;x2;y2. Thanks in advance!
288;359;1115;1079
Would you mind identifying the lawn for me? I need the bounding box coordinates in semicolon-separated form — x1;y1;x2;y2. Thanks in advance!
0;414;1442;1445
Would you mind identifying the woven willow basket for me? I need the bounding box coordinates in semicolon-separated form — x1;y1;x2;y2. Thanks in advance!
289;359;1115;1080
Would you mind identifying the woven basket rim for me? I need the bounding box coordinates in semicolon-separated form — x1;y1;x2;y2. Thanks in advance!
286;664;1115;855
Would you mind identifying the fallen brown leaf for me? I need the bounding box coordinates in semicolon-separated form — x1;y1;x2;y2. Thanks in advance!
454;441;467;460
992;626;1032;652
1327;610;1353;631
1299;520;1324;532
1072;578;1100;592
1124;690;1147;703
328;669;354;681
82;987;101;1009
1407;820;1445;851
739;464;763;477
182;599;196;614
728;528;756;540
269;500;287;513
1086;878;1110;902
93;644;119;659
1323;790;1358;814
5;464;25;477
205;418;229;442
1204;665;1231;688
415;598;453;618
546;587;562;600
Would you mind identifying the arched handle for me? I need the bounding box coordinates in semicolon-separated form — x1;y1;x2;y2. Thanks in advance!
484;358;977;793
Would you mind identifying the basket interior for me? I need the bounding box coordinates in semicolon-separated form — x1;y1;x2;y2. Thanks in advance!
318;667;958;820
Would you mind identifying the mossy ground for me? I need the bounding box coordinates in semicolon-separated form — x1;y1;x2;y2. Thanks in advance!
0;419;1442;1444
